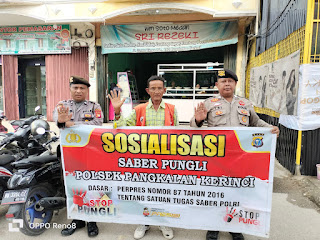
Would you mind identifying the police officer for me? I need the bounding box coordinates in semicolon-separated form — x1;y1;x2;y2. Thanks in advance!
190;69;279;240
53;76;103;237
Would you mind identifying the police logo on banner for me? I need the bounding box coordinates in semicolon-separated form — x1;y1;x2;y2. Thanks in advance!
252;133;264;148
66;130;81;143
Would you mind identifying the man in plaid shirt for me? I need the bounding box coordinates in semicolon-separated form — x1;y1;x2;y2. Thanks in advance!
108;75;178;239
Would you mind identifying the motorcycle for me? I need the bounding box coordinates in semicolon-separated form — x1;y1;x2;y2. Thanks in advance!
0;106;45;154
0;115;53;202
2;130;64;236
0;110;21;134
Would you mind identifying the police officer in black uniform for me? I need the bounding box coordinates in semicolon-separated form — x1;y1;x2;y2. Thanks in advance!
53;76;103;237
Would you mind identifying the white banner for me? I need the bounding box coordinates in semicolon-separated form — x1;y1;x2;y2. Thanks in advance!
279;63;320;130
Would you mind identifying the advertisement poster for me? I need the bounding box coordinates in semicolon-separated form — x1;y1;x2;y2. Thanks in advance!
279;63;320;130
101;21;238;54
249;51;300;115
117;72;133;118
0;24;71;54
61;126;276;238
249;65;269;108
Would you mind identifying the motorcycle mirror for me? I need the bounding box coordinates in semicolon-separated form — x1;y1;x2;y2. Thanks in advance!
36;127;46;135
34;106;41;113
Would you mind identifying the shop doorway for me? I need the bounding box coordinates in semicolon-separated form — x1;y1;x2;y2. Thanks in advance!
105;45;236;122
18;56;46;118
107;46;231;100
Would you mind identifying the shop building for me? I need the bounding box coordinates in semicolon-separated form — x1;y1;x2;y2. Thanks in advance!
0;0;259;122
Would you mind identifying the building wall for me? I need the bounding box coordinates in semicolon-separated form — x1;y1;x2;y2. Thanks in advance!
0;0;261;117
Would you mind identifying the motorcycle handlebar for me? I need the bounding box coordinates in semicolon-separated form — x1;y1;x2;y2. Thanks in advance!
42;136;59;148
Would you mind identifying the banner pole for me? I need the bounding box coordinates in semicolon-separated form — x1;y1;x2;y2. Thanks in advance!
295;0;315;175
295;130;302;176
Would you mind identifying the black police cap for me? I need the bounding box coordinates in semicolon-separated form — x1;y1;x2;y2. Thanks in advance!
217;69;238;82
69;76;91;87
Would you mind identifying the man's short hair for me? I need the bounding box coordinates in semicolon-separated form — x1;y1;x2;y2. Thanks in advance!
147;75;166;88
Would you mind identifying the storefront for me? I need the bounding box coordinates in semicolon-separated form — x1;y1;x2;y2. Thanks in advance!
0;23;93;121
0;0;258;122
100;21;239;122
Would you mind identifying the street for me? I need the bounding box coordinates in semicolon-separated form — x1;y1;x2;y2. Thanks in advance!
0;160;319;240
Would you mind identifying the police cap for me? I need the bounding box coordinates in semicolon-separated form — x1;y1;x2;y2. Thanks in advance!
217;69;238;82
69;76;91;87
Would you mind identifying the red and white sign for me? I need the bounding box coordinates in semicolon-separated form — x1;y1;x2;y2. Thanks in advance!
61;126;276;238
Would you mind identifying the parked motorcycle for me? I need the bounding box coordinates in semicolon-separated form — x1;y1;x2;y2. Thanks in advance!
0;116;53;202
2;130;64;236
0;106;47;155
0;110;22;134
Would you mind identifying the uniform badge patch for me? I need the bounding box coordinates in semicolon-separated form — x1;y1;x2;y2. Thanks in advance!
216;111;223;115
84;113;92;118
242;116;247;123
211;98;219;102
95;109;102;118
252;133;264;148
240;110;248;115
239;100;245;106
218;70;225;77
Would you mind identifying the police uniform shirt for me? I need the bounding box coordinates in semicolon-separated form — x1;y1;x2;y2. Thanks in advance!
53;100;103;126
190;95;272;128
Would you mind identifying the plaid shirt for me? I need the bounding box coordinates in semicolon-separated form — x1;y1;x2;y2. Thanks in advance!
116;99;179;127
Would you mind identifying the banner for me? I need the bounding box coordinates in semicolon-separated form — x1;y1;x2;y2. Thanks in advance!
249;51;300;115
279;63;320;130
0;24;71;55
250;65;269;108
100;21;238;54
61;126;276;238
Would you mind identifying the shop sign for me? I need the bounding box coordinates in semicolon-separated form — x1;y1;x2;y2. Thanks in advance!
0;24;71;55
101;21;238;54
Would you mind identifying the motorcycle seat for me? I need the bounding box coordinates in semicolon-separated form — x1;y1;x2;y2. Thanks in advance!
10;120;24;126
0;154;15;165
12;155;58;168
